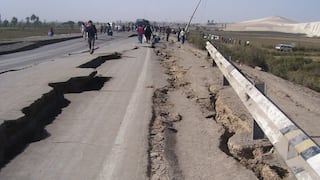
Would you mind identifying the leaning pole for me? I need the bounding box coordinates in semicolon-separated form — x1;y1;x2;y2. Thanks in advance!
185;0;202;32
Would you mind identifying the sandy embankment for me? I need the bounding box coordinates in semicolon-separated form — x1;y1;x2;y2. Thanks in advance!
225;16;320;37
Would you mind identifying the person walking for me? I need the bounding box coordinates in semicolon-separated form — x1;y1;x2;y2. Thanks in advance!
85;20;97;54
177;27;181;42
137;25;144;43
144;25;152;43
180;28;186;44
81;22;87;39
165;26;171;41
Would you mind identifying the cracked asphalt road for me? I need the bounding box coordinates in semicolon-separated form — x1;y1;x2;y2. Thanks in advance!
1;33;318;180
0;34;158;180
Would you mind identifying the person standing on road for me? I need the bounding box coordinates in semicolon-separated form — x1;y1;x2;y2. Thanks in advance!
137;25;144;43
85;20;97;54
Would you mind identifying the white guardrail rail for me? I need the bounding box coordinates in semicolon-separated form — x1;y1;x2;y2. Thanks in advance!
206;41;320;179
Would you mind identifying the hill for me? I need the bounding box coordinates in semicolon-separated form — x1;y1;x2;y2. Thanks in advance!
225;16;320;37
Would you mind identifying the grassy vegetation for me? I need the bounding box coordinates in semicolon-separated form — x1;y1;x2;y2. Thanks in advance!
187;30;320;92
187;31;207;50
0;25;80;40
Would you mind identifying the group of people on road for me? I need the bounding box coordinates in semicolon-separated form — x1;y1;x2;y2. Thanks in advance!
137;24;186;45
80;20;187;54
137;24;160;44
165;26;186;44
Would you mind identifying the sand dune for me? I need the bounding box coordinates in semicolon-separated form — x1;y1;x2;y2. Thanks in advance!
226;16;320;37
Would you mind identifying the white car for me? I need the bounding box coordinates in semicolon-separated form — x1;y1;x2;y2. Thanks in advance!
275;44;293;52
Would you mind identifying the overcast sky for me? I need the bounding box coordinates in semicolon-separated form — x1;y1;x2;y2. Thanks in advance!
1;0;319;23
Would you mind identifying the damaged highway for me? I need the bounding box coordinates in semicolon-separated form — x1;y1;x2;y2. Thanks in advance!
1;33;319;180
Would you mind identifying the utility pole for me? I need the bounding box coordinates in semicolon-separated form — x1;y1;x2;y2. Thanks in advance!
185;0;202;32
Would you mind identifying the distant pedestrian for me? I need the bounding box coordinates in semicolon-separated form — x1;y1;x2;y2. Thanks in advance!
100;25;104;34
48;27;54;36
177;27;181;42
144;25;153;43
137;25;144;43
165;26;171;41
85;20;97;54
180;28;186;44
106;23;113;36
81;22;87;39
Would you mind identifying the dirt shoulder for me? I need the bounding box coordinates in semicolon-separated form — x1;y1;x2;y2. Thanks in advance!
148;39;298;179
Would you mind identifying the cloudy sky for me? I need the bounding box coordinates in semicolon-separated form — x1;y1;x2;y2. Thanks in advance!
1;0;319;23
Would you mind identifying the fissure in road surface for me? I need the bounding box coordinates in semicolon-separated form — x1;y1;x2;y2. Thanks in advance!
0;53;121;169
148;87;184;180
78;52;121;68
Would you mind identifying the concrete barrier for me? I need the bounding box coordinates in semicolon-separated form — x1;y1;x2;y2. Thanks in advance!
206;41;320;179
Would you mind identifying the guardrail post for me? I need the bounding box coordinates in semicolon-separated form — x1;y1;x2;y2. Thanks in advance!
223;76;229;86
253;121;265;140
207;51;216;67
253;83;266;140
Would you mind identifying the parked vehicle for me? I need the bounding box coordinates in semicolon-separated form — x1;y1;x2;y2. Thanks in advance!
135;19;150;27
275;44;293;52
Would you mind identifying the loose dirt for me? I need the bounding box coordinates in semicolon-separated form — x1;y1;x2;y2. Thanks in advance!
147;39;308;179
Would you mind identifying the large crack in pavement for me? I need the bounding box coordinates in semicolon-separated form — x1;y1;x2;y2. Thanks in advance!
148;49;185;180
78;52;121;68
0;36;82;55
148;45;292;179
0;53;121;169
148;87;184;180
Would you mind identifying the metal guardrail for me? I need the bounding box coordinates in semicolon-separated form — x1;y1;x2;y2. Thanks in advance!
206;41;320;179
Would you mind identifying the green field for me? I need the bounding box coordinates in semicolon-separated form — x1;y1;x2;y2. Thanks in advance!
0;26;80;40
188;30;320;92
